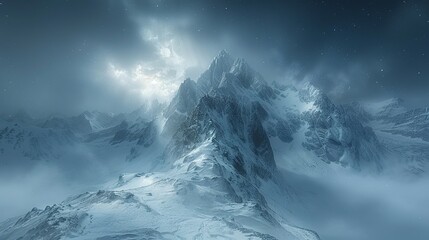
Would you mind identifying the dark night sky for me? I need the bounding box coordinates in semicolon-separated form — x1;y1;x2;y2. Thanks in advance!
0;0;428;115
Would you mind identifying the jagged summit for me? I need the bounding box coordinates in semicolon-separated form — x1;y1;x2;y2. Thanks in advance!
216;49;232;59
230;57;267;89
197;51;270;100
197;50;234;93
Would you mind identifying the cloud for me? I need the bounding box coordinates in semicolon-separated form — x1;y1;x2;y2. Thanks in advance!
101;17;204;105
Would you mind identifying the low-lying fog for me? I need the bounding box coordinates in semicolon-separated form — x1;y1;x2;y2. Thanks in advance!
282;168;429;240
0;145;130;222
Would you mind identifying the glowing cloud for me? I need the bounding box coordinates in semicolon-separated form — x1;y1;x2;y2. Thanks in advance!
106;19;200;104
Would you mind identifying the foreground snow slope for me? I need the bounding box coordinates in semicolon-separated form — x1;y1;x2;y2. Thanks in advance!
0;168;319;240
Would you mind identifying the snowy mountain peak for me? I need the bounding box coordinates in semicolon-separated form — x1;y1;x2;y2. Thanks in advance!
216;49;232;59
198;50;235;93
3;51;415;240
212;49;234;67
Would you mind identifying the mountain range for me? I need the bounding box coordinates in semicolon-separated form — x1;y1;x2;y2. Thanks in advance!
1;51;428;239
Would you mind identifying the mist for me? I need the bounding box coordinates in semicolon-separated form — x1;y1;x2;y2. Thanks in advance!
282;169;429;240
0;141;150;222
0;163;88;222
